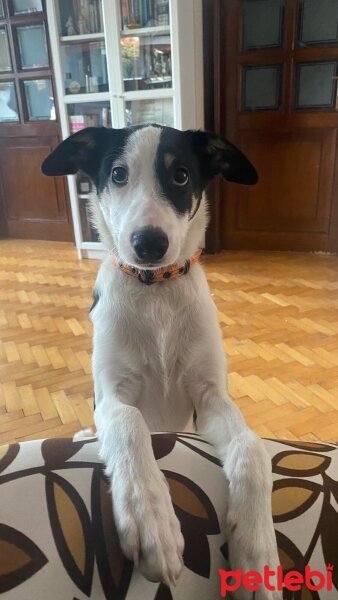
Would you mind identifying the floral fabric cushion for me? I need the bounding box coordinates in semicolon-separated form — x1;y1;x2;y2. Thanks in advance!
0;434;337;600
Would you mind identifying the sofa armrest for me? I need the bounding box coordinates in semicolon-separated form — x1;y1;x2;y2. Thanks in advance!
0;434;337;599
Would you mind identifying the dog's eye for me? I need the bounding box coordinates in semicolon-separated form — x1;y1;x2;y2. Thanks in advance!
173;167;189;186
112;166;128;185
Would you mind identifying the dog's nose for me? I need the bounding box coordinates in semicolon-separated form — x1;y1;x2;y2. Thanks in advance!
131;227;169;262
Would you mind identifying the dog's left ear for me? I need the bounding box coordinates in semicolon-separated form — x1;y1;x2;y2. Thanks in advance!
188;131;258;187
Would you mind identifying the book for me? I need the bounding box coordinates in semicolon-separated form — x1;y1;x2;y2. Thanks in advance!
101;107;108;127
120;0;129;28
98;0;103;30
132;0;141;25
69;115;85;133
141;0;148;26
147;0;155;23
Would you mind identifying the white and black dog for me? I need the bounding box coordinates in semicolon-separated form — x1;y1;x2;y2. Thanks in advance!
42;125;281;599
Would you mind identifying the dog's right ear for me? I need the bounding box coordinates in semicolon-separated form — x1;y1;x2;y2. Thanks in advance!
187;130;258;187
41;127;112;178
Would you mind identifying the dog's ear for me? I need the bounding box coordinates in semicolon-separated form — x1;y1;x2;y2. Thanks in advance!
41;127;111;178
188;131;258;187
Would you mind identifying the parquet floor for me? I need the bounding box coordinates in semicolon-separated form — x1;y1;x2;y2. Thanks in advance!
0;239;338;444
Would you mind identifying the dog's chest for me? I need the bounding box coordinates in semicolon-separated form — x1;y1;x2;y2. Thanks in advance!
128;295;194;429
95;265;199;429
138;296;182;373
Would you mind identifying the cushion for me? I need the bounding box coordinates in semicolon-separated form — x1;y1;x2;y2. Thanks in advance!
0;434;337;599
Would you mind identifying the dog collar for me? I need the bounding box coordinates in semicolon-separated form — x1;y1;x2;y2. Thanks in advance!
111;249;202;286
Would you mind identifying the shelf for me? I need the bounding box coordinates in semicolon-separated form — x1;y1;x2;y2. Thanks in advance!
124;88;174;100
60;32;105;43
64;90;174;103
64;92;110;103
120;25;170;37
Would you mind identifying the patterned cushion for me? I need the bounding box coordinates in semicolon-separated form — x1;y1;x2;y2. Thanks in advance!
0;435;337;599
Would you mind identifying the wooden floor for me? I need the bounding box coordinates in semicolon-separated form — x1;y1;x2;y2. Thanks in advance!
0;239;338;444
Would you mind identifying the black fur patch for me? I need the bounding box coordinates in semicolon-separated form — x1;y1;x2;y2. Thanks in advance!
89;287;100;313
155;128;203;215
95;127;138;194
154;127;257;216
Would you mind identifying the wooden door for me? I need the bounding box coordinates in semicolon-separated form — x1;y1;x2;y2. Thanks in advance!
0;0;73;241
216;0;338;252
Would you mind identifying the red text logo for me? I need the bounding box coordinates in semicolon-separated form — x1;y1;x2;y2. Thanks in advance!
219;565;334;597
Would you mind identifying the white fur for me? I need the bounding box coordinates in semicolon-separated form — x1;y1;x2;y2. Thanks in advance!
90;127;281;599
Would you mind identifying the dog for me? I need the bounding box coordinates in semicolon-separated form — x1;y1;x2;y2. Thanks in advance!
42;125;281;599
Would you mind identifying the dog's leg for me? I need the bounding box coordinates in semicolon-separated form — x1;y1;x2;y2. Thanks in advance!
195;391;281;600
184;320;281;600
93;367;184;585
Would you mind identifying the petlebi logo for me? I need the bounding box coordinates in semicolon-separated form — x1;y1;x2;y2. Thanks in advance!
218;564;334;597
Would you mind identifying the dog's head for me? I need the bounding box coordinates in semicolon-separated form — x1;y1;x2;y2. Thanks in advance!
42;125;257;268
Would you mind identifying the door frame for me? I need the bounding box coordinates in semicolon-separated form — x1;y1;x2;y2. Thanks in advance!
203;0;222;253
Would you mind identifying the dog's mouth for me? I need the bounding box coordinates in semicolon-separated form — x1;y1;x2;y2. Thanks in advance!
133;259;168;270
126;253;179;271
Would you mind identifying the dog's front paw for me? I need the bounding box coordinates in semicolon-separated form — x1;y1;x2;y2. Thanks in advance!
227;522;283;600
112;469;184;586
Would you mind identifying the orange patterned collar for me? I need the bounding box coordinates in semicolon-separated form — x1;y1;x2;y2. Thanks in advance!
111;249;202;286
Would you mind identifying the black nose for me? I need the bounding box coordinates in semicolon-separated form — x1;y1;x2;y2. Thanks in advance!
131;227;169;262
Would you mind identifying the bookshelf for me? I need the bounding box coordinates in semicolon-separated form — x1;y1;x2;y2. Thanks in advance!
46;0;204;259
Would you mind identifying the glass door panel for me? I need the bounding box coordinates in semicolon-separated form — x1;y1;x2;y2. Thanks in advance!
125;97;173;126
61;41;108;94
12;0;42;15
242;0;284;50
298;0;338;46
23;78;55;120
0;81;19;122
121;32;171;92
0;1;4;18
58;0;103;36
16;24;49;69
295;61;338;108
242;65;282;111
0;27;12;72
67;101;111;132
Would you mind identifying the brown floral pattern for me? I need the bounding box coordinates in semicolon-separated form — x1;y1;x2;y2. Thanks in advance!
0;435;336;599
271;441;338;597
0;524;48;593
